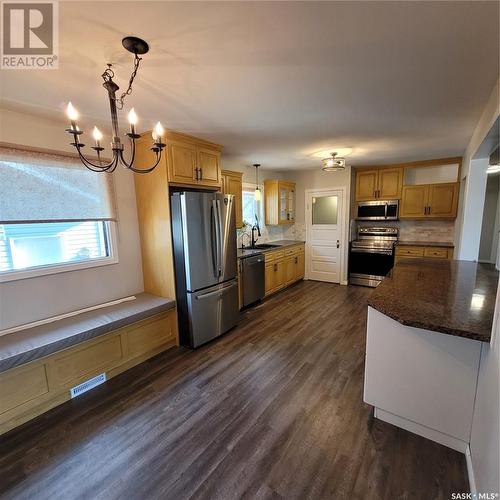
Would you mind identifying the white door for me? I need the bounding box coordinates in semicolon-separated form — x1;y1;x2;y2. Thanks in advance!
305;190;343;283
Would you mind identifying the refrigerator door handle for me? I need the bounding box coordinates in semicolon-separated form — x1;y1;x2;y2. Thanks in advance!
216;199;225;278
196;281;238;300
211;201;219;278
213;199;222;277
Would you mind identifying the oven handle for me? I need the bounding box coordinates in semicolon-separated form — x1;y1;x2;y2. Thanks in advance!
351;247;393;255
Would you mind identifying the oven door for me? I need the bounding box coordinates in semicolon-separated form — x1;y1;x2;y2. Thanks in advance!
349;247;395;286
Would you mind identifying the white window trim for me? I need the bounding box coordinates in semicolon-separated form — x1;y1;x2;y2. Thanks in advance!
0;221;119;283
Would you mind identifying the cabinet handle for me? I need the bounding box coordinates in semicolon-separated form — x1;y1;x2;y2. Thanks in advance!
295;256;298;264
199;167;203;180
428;206;431;215
195;168;199;181
273;263;278;272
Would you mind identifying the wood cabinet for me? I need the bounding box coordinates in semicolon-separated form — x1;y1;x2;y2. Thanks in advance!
137;130;222;190
221;170;243;229
355;168;403;201
395;244;453;263
400;183;459;219
264;180;296;225
0;310;177;436
264;244;304;296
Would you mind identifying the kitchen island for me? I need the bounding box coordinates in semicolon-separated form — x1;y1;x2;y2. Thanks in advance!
364;259;498;452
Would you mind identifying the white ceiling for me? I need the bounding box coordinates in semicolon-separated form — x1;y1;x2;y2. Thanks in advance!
1;1;498;169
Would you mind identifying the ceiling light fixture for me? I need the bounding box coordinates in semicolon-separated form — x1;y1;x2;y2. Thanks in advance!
253;163;261;201
64;36;165;174
322;152;346;172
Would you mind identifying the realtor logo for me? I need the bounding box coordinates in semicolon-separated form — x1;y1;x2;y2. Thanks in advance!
1;0;58;69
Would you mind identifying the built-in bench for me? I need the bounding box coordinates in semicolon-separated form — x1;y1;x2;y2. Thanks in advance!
0;293;177;435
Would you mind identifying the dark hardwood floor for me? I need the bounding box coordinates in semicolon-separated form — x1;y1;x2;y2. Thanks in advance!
0;281;469;500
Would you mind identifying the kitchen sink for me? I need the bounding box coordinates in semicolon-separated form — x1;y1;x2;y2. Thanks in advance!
251;244;281;249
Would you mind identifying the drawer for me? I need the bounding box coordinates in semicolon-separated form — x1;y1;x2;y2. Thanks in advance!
396;246;424;257
265;249;285;262
424;247;449;259
284;246;297;256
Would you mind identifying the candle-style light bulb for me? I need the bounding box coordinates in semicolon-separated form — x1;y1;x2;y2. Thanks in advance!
66;102;79;131
153;122;164;142
128;108;138;136
92;126;103;144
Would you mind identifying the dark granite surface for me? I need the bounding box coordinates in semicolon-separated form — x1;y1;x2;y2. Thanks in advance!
368;259;498;342
0;293;175;373
237;240;305;259
397;241;454;248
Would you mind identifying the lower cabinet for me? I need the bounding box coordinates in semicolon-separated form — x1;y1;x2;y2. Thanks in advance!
265;244;305;297
395;245;453;263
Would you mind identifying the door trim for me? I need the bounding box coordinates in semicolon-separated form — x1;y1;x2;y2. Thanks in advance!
305;187;347;285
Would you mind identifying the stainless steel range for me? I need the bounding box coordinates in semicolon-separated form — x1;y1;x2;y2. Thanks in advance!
349;227;398;287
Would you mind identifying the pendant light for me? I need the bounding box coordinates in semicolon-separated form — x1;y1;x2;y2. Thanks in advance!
322;152;346;172
253;163;261;201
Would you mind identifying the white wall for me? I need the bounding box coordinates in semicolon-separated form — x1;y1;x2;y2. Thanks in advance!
456;78;500;259
288;166;352;284
0;107;144;330
469;281;500;494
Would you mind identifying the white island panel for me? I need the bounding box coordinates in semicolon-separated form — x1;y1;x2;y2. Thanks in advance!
364;306;482;449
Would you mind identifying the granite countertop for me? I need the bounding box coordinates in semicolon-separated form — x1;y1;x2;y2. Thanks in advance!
368;259;498;342
237;240;305;259
0;293;176;373
397;240;455;248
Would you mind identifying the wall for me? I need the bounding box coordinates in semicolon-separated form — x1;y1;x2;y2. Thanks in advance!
479;175;500;263
469;281;500;495
288;167;352;284
456;78;500;259
0;107;144;330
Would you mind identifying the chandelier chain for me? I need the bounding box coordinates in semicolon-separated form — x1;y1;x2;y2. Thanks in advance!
116;53;142;110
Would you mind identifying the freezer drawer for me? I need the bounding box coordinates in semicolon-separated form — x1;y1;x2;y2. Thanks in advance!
185;279;239;348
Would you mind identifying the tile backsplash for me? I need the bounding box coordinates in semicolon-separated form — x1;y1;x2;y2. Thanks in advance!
357;219;455;243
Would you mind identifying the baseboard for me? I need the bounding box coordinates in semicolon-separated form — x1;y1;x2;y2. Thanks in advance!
374;407;468;453
465;445;477;495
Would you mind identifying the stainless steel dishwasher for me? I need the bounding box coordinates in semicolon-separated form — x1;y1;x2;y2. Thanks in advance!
240;254;265;308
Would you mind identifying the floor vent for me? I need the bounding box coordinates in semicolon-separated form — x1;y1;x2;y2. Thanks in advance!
70;373;107;398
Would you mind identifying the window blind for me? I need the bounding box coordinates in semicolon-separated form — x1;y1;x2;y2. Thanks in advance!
0;146;117;223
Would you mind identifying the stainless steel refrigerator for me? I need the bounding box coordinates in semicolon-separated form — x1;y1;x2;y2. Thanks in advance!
171;191;239;348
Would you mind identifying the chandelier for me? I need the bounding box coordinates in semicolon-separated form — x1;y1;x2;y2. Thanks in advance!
64;36;165;173
322;152;346;172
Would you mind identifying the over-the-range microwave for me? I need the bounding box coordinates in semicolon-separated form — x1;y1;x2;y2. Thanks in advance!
356;200;399;221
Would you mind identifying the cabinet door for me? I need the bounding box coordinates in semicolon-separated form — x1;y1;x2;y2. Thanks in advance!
265;263;274;296
355;170;379;201
274;260;285;290
168;142;197;184
197;147;221;187
287;187;295;222
279;186;288;223
285;256;295;285
378;168;402;199
400;185;428;218
227;176;243;228
295;252;305;281
427;183;459;218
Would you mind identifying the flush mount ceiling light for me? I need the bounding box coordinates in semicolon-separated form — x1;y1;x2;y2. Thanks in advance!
253;163;261;201
64;36;165;174
322;152;346;172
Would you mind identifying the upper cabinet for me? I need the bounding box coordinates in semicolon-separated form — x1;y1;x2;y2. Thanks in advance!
264;180;295;225
400;160;460;219
160;131;221;189
221;170;243;228
355;167;403;201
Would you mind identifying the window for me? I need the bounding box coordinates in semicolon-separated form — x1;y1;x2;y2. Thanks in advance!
0;146;117;281
242;188;264;227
